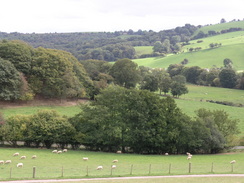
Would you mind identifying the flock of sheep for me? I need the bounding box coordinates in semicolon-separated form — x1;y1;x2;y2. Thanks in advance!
0;152;37;168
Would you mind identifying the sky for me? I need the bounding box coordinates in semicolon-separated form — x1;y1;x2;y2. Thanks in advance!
0;0;243;33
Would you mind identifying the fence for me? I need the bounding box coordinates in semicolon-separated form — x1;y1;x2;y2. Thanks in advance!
0;162;241;180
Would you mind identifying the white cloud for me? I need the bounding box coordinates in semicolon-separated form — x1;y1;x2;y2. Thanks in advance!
0;0;243;33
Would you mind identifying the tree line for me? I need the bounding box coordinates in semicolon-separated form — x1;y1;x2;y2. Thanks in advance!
0;86;239;154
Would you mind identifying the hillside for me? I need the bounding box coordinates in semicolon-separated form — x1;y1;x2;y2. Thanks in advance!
134;31;244;71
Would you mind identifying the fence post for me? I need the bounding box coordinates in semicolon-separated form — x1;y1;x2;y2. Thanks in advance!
188;163;191;173
211;162;214;173
231;164;234;172
86;166;89;176
61;166;64;177
169;163;171;174
33;166;36;178
10;167;12;179
110;165;113;176
148;164;151;175
130;164;133;175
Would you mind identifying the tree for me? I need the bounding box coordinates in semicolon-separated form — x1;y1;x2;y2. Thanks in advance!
0;58;23;100
223;58;233;68
219;68;237;88
153;41;163;53
140;74;159;92
220;18;226;23
170;81;188;98
110;58;140;88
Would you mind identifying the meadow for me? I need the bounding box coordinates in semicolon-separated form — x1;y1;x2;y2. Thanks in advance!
0;148;244;180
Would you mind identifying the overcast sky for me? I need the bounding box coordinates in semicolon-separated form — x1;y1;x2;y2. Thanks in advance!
0;0;243;33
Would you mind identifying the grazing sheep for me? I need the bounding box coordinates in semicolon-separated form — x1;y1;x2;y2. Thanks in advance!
13;152;20;156
63;149;68;152
111;165;116;169
83;157;88;161
0;160;4;165
96;166;103;170
17;163;23;168
230;160;236;164
112;159;118;163
57;151;62;154
5;160;11;164
20;156;26;159
116;151;122;154
165;153;169;156
52;150;58;153
32;155;37;159
187;156;191;160
186;152;190;155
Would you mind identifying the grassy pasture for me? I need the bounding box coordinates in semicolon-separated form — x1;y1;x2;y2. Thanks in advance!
0;148;244;180
193;21;244;36
134;46;153;56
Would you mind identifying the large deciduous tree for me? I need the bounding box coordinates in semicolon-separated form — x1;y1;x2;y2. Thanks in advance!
219;68;237;88
109;58;140;88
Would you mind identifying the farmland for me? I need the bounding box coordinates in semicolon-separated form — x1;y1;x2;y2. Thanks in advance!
0;148;244;180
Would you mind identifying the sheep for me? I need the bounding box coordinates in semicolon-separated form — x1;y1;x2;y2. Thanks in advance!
187;156;191;160
20;156;26;159
230;160;236;164
165;153;169;156
96;165;103;170
52;150;58;153
63;149;68;152
13;152;20;156
5;160;11;164
83;157;88;161
32;155;37;159
0;160;4;165
116;151;122;154
186;152;190;156
112;159;118;163
57;151;63;154
17;163;23;168
111;165;116;169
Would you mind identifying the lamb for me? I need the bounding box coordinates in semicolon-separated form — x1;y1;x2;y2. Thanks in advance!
20;156;26;159
116;151;122;154
83;157;88;161
17;163;23;168
63;149;68;152
96;165;103;170
32;155;37;159
52;150;58;153
187;156;191;160
5;160;11;164
112;159;118;163
111;165;116;169
57;151;63;154
165;153;169;156
230;160;236;164
0;160;4;165
13;152;20;156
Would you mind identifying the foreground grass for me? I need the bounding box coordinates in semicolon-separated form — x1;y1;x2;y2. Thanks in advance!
0;148;244;180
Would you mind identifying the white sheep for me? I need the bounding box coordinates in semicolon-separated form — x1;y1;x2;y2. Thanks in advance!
32;155;37;159
96;165;103;170
17;163;23;168
165;153;169;156
111;165;116;169
116;151;122;154
83;157;88;161
20;156;26;159
230;160;236;164
112;159;118;163
52;150;58;153
63;149;68;152
57;151;63;154
186;152;190;156
13;152;19;156
0;160;4;165
187;156;191;160
5;160;11;164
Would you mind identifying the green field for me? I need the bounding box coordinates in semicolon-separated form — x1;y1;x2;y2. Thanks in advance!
134;46;153;56
133;31;244;71
193;21;244;36
0;148;244;180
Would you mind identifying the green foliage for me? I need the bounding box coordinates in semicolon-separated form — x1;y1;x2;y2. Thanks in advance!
110;58;140;88
0;58;23;100
170;81;188;98
219;68;237;88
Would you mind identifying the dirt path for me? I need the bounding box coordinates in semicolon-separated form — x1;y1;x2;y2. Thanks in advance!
2;174;244;183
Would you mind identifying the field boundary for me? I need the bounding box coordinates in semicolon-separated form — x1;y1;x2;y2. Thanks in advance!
2;174;244;183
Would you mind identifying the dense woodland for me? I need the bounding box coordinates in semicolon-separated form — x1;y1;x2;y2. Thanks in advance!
0;20;243;154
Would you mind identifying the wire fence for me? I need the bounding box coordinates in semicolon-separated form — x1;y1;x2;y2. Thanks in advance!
0;162;242;180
